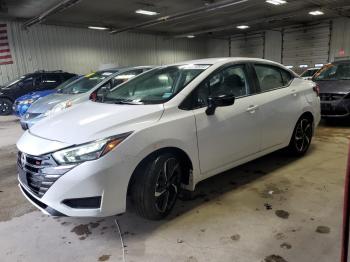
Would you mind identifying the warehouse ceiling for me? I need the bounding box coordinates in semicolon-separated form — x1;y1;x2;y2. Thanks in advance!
0;0;349;38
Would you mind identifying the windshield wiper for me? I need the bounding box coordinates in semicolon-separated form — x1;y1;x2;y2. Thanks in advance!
113;99;144;105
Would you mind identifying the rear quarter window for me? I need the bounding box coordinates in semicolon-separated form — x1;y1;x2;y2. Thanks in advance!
280;69;293;86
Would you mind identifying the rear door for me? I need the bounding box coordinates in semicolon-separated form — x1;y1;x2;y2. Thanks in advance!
251;63;300;150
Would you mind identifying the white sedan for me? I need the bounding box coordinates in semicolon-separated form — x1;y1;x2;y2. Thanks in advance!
16;58;321;220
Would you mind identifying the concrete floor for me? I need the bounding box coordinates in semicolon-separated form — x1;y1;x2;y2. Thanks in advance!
0;116;349;262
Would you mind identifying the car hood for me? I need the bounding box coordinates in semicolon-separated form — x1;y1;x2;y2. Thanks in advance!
16;90;56;102
28;101;164;145
27;93;80;114
316;80;350;94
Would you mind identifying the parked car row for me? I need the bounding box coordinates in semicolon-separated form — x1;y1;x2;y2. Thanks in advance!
14;57;321;220
0;70;77;116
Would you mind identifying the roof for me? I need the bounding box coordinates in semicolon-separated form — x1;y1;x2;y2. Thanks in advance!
170;57;283;66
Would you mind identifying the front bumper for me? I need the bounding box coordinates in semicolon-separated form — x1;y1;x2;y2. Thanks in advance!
17;133;136;217
321;99;350;119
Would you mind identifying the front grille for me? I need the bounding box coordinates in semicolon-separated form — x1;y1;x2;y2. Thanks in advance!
320;93;345;101
17;151;71;198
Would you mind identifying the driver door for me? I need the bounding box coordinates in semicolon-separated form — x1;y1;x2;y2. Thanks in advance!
191;64;261;175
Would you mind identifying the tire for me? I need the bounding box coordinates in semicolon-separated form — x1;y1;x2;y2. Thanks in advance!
0;98;13;116
287;116;313;156
131;153;182;220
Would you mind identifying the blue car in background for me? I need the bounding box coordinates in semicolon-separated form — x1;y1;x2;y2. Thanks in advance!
13;75;81;117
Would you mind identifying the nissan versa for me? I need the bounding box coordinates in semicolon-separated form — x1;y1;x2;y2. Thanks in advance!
16;58;320;220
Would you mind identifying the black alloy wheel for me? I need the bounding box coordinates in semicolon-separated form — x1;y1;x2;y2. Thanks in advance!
0;98;12;115
288;116;313;156
131;153;182;220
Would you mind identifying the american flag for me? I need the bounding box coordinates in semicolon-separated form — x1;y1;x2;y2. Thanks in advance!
0;24;13;65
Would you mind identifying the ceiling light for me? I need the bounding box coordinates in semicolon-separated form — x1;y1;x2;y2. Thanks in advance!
285;65;294;69
237;25;250;30
266;0;287;6
187;35;195;38
88;26;108;30
309;10;324;16
135;9;159;16
299;64;308;68
315;63;324;67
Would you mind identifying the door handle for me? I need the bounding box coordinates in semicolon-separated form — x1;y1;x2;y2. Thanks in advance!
246;105;259;113
291;89;297;97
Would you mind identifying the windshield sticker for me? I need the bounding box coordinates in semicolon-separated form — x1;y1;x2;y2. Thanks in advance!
85;72;95;78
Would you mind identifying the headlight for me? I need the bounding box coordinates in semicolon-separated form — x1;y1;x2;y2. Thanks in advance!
19;99;35;105
43;100;72;117
52;132;132;164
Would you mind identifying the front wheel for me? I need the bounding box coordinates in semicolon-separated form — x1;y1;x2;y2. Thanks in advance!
131;153;182;220
287;116;313;156
0;98;13;116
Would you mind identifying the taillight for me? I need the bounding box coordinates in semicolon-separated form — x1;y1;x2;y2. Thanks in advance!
313;84;320;97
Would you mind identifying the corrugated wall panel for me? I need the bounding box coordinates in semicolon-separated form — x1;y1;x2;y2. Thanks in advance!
282;22;331;69
206;39;229;58
0;21;207;84
230;34;265;58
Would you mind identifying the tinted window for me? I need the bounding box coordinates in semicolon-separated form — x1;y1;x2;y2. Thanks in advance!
20;77;34;88
190;65;249;108
62;73;76;81
280;69;293;85
254;65;284;92
42;74;62;86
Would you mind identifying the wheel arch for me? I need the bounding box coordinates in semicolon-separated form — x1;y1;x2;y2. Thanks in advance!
0;96;14;103
127;146;194;195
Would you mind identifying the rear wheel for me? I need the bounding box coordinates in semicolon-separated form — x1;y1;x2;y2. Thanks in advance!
0;98;12;116
131;153;182;220
287;116;313;156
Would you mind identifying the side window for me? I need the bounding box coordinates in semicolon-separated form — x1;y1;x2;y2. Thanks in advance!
280;69;293;86
42;74;62;86
254;64;284;92
191;65;249;108
19;77;34;88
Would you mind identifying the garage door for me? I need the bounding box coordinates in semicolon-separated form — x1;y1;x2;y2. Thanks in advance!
282;23;331;69
230;33;264;58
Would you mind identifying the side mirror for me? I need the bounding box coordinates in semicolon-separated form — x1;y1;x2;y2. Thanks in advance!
205;94;235;115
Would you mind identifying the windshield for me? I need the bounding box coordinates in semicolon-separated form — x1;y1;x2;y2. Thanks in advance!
56;76;81;91
314;63;350;81
2;75;26;88
59;71;117;94
102;64;210;105
301;69;319;77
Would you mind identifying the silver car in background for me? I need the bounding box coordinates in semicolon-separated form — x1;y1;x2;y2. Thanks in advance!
20;66;153;129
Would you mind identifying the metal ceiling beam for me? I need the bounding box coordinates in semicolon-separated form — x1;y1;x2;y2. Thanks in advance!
173;3;350;38
109;0;249;34
23;0;81;28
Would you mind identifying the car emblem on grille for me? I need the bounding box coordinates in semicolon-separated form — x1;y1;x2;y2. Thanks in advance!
20;153;26;167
